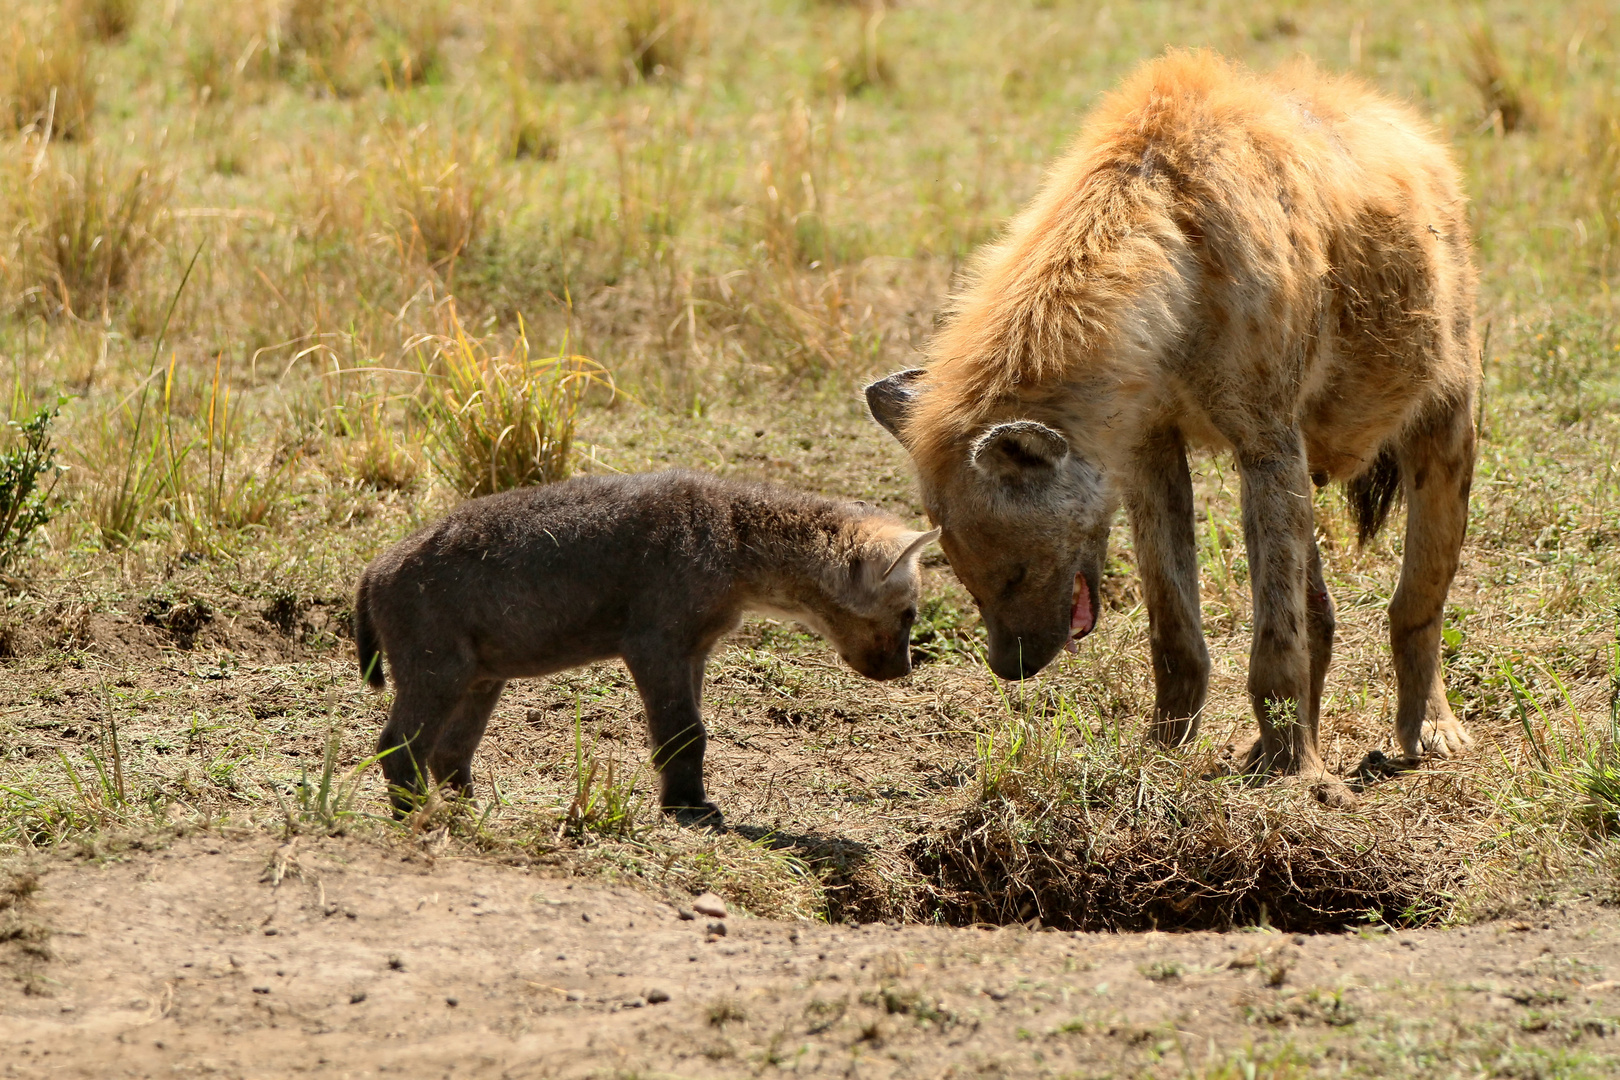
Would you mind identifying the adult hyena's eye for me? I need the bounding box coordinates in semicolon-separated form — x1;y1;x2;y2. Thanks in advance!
1000;565;1027;600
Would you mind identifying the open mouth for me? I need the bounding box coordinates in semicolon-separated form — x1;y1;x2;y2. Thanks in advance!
1063;573;1096;654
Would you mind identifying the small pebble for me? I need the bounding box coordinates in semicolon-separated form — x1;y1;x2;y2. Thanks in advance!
581;913;592;923
263;928;279;936
446;997;459;1007
706;921;727;938
693;892;727;919
677;909;695;921
623;997;645;1009
646;988;670;1004
565;990;584;1002
252;986;270;995
350;992;367;1005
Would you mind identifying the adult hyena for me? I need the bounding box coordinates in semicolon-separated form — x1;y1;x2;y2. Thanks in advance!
866;51;1478;798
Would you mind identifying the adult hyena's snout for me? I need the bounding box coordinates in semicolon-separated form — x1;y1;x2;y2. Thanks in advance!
985;620;1068;680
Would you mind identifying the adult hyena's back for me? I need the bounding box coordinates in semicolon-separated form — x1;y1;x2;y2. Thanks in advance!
1107;54;1477;484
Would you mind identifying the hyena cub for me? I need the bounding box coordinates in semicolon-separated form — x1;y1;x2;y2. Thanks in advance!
353;469;938;825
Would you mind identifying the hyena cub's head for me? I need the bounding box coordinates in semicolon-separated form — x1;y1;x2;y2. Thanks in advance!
816;521;940;682
866;369;1114;682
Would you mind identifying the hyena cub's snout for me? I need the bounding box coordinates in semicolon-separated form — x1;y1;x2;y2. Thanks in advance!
825;526;938;682
843;615;916;681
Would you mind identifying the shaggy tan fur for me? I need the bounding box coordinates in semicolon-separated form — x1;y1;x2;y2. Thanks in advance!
867;50;1478;798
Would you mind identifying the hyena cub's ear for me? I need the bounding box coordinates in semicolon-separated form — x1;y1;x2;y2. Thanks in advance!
882;528;941;581
864;369;927;443
970;421;1070;485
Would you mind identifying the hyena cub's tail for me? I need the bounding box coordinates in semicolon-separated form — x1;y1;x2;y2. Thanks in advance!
354;571;387;689
1345;445;1402;546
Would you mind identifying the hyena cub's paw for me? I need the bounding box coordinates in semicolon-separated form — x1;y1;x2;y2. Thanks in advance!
664;801;726;830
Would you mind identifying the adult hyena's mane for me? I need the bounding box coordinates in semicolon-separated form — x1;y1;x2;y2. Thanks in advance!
901;49;1475;492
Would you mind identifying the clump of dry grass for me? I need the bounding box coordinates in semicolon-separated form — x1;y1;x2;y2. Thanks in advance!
1462;23;1534;134
70;0;137;42
510;0;706;84
2;16;96;140
897;777;1476;932
14;149;170;319
618;0;707;82
374;0;453;88
829;694;1487;932
384;129;492;275
279;0;372;94
411;302;612;497
751;97;839;268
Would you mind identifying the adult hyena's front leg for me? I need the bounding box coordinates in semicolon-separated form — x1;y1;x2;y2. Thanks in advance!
1126;427;1210;747
1235;436;1327;779
1391;398;1475;761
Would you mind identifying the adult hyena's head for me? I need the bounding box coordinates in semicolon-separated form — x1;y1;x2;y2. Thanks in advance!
866;369;1113;681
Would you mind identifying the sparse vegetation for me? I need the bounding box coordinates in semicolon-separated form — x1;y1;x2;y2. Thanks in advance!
0;0;1616;1047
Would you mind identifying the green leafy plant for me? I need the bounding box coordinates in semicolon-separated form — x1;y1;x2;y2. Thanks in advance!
561;705;643;839
0;397;65;568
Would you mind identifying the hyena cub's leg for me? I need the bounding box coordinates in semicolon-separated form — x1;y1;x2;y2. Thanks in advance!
424;680;506;800
1391;398;1475;761
378;667;474;816
1126;427;1210;746
624;645;721;826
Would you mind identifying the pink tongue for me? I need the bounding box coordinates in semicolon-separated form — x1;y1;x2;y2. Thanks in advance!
1070;578;1095;639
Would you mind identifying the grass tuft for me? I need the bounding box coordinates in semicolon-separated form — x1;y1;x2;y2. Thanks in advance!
384;129;492;275
71;0;137;42
412;302;612;498
16;149;170;319
1462;23;1533;134
618;0;707;82
846;690;1476;932
2;14;95;140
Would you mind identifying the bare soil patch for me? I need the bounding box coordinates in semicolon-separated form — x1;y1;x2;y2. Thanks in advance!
3;835;1620;1079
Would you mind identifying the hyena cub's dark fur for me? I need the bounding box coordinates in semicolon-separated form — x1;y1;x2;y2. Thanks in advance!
354;469;938;825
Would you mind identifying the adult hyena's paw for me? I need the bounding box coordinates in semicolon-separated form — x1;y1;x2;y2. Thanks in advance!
1416;716;1474;759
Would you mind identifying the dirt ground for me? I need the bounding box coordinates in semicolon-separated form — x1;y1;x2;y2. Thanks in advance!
3;834;1619;1080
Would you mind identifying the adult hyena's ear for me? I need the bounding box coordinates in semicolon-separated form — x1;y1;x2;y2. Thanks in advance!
970;421;1070;485
882;527;941;581
864;369;927;443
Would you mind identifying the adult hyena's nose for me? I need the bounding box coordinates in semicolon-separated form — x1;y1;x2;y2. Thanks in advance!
986;627;1059;681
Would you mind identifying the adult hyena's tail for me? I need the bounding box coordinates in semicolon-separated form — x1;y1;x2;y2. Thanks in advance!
1345;446;1402;546
354;572;386;689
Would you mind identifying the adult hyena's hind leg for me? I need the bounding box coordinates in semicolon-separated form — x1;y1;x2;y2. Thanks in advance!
1388;394;1476;762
